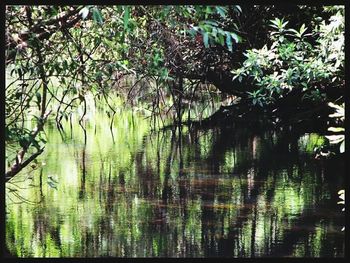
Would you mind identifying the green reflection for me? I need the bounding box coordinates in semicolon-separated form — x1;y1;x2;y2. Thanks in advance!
6;103;344;257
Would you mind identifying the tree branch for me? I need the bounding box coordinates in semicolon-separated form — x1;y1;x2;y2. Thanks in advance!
6;6;83;64
5;111;51;182
5;147;45;182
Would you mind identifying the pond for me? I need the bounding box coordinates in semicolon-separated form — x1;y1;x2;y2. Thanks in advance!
5;103;345;257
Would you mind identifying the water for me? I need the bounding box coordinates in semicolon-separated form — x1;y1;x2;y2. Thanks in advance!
5;105;345;257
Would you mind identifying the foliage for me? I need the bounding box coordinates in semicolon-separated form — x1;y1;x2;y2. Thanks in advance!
232;7;344;107
5;5;245;178
5;5;345;180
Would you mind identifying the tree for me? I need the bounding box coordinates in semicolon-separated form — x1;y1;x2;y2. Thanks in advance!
5;5;345;181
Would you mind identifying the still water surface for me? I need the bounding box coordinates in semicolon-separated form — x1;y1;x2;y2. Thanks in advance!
6;106;345;257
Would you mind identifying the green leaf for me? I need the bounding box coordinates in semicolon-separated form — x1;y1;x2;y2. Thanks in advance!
205;6;212;14
225;32;232;52
215;6;227;18
124;6;130;30
218;34;225;46
92;7;103;25
188;27;197;37
51;7;58;16
288;28;299;35
203;32;209;48
203;20;218;27
270;18;280;27
299;24;307;35
282;21;289;28
231;32;241;43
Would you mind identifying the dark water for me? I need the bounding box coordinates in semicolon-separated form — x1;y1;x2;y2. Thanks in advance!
5;107;345;257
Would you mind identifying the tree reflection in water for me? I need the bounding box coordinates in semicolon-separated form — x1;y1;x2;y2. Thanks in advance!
5;108;344;257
